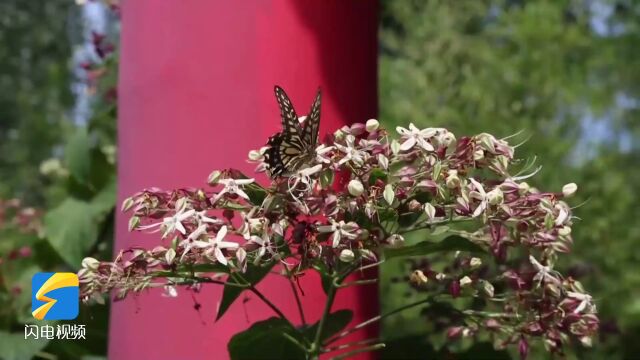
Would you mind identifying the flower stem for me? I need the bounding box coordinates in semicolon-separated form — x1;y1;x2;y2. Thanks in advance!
311;281;338;356
328;343;385;360
326;296;439;345
232;272;287;320
284;264;307;326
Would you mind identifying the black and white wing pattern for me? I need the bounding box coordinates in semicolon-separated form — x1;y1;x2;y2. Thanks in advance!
264;86;322;178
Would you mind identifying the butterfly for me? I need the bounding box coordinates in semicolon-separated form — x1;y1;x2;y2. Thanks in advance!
264;85;321;178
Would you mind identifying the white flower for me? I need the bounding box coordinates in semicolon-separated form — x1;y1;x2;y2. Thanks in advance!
348;180;364;197
162;285;178;298
211;178;255;204
469;257;482;268
248;230;277;264
160;202;196;238
315;144;334;164
317;220;359;248
396;123;436;151
193;226;239;265
469;178;489;218
335;135;366;166
567;291;595;314
179;224;209;261
562;183;578;197
365;119;379;132
530;256;562;287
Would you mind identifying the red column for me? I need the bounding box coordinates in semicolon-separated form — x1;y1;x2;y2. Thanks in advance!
112;1;378;359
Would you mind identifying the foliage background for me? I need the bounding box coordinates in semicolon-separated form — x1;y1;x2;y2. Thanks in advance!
0;1;117;359
0;0;638;359
379;1;639;359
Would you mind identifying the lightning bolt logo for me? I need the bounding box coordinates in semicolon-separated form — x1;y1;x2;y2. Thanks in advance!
31;272;79;320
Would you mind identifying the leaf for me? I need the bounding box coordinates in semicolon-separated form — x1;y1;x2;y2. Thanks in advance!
368;168;387;185
216;261;276;321
302;309;353;343
313;262;334;295
228;317;306;360
90;178;116;218
44;198;99;268
65;127;92;184
0;331;49;360
384;235;484;259
320;169;335;189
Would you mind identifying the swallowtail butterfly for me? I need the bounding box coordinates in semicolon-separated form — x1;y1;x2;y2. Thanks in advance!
264;86;321;178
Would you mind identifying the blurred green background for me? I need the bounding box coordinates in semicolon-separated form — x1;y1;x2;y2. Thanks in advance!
0;0;638;359
379;1;639;359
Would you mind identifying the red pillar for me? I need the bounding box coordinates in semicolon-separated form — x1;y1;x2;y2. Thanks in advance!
113;1;378;359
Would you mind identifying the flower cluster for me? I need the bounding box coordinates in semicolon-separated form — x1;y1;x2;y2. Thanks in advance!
79;120;597;357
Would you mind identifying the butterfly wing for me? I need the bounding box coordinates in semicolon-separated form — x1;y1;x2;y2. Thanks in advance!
302;88;321;148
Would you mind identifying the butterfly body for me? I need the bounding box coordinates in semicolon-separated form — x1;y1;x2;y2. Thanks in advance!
264;86;321;178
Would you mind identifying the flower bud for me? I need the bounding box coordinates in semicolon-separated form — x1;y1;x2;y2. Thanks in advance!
207;170;222;185
347;180;364;197
365;119;379;132
438;132;456;148
519;336;529;360
407;199;422;212
409;270;429;286
562;183;578;197
339;249;355;262
121;197;134;212
82;257;100;271
165;248;176;265
518;182;530;194
447;326;464;340
424;203;436;220
459;276;473;287
248;149;262;161
387;234;405;247
558;226;572;236
128;216;140;231
446;170;460;189
487;188;504;205
469;257;482;269
377;154;389;170
435;273;446;281
450;280;461;298
383;184;395;205
473;149;485;161
481;280;495;298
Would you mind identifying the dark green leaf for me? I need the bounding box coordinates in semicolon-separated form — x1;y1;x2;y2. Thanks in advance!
216;261;276;321
384;235;484;259
302;309;353;343
228;317;306;360
44;198;99;268
65;127;92;184
369;168;388;185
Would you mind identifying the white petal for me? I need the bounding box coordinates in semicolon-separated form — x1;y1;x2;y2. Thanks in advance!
399;137;416;151
214;247;228;265
216;225;228;242
332;231;341;248
235;188;250;200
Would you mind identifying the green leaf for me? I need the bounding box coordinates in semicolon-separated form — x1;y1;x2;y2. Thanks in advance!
384;235;484;259
0;331;49;360
90;178;116;218
44;198;99;268
228;317;306;360
369;168;388;185
216;261;276;321
65;127;92;184
313;262;334;295
320;169;335;189
302;309;353;343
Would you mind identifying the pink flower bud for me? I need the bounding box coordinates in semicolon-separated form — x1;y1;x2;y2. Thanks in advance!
450;280;461;298
518;336;529;360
